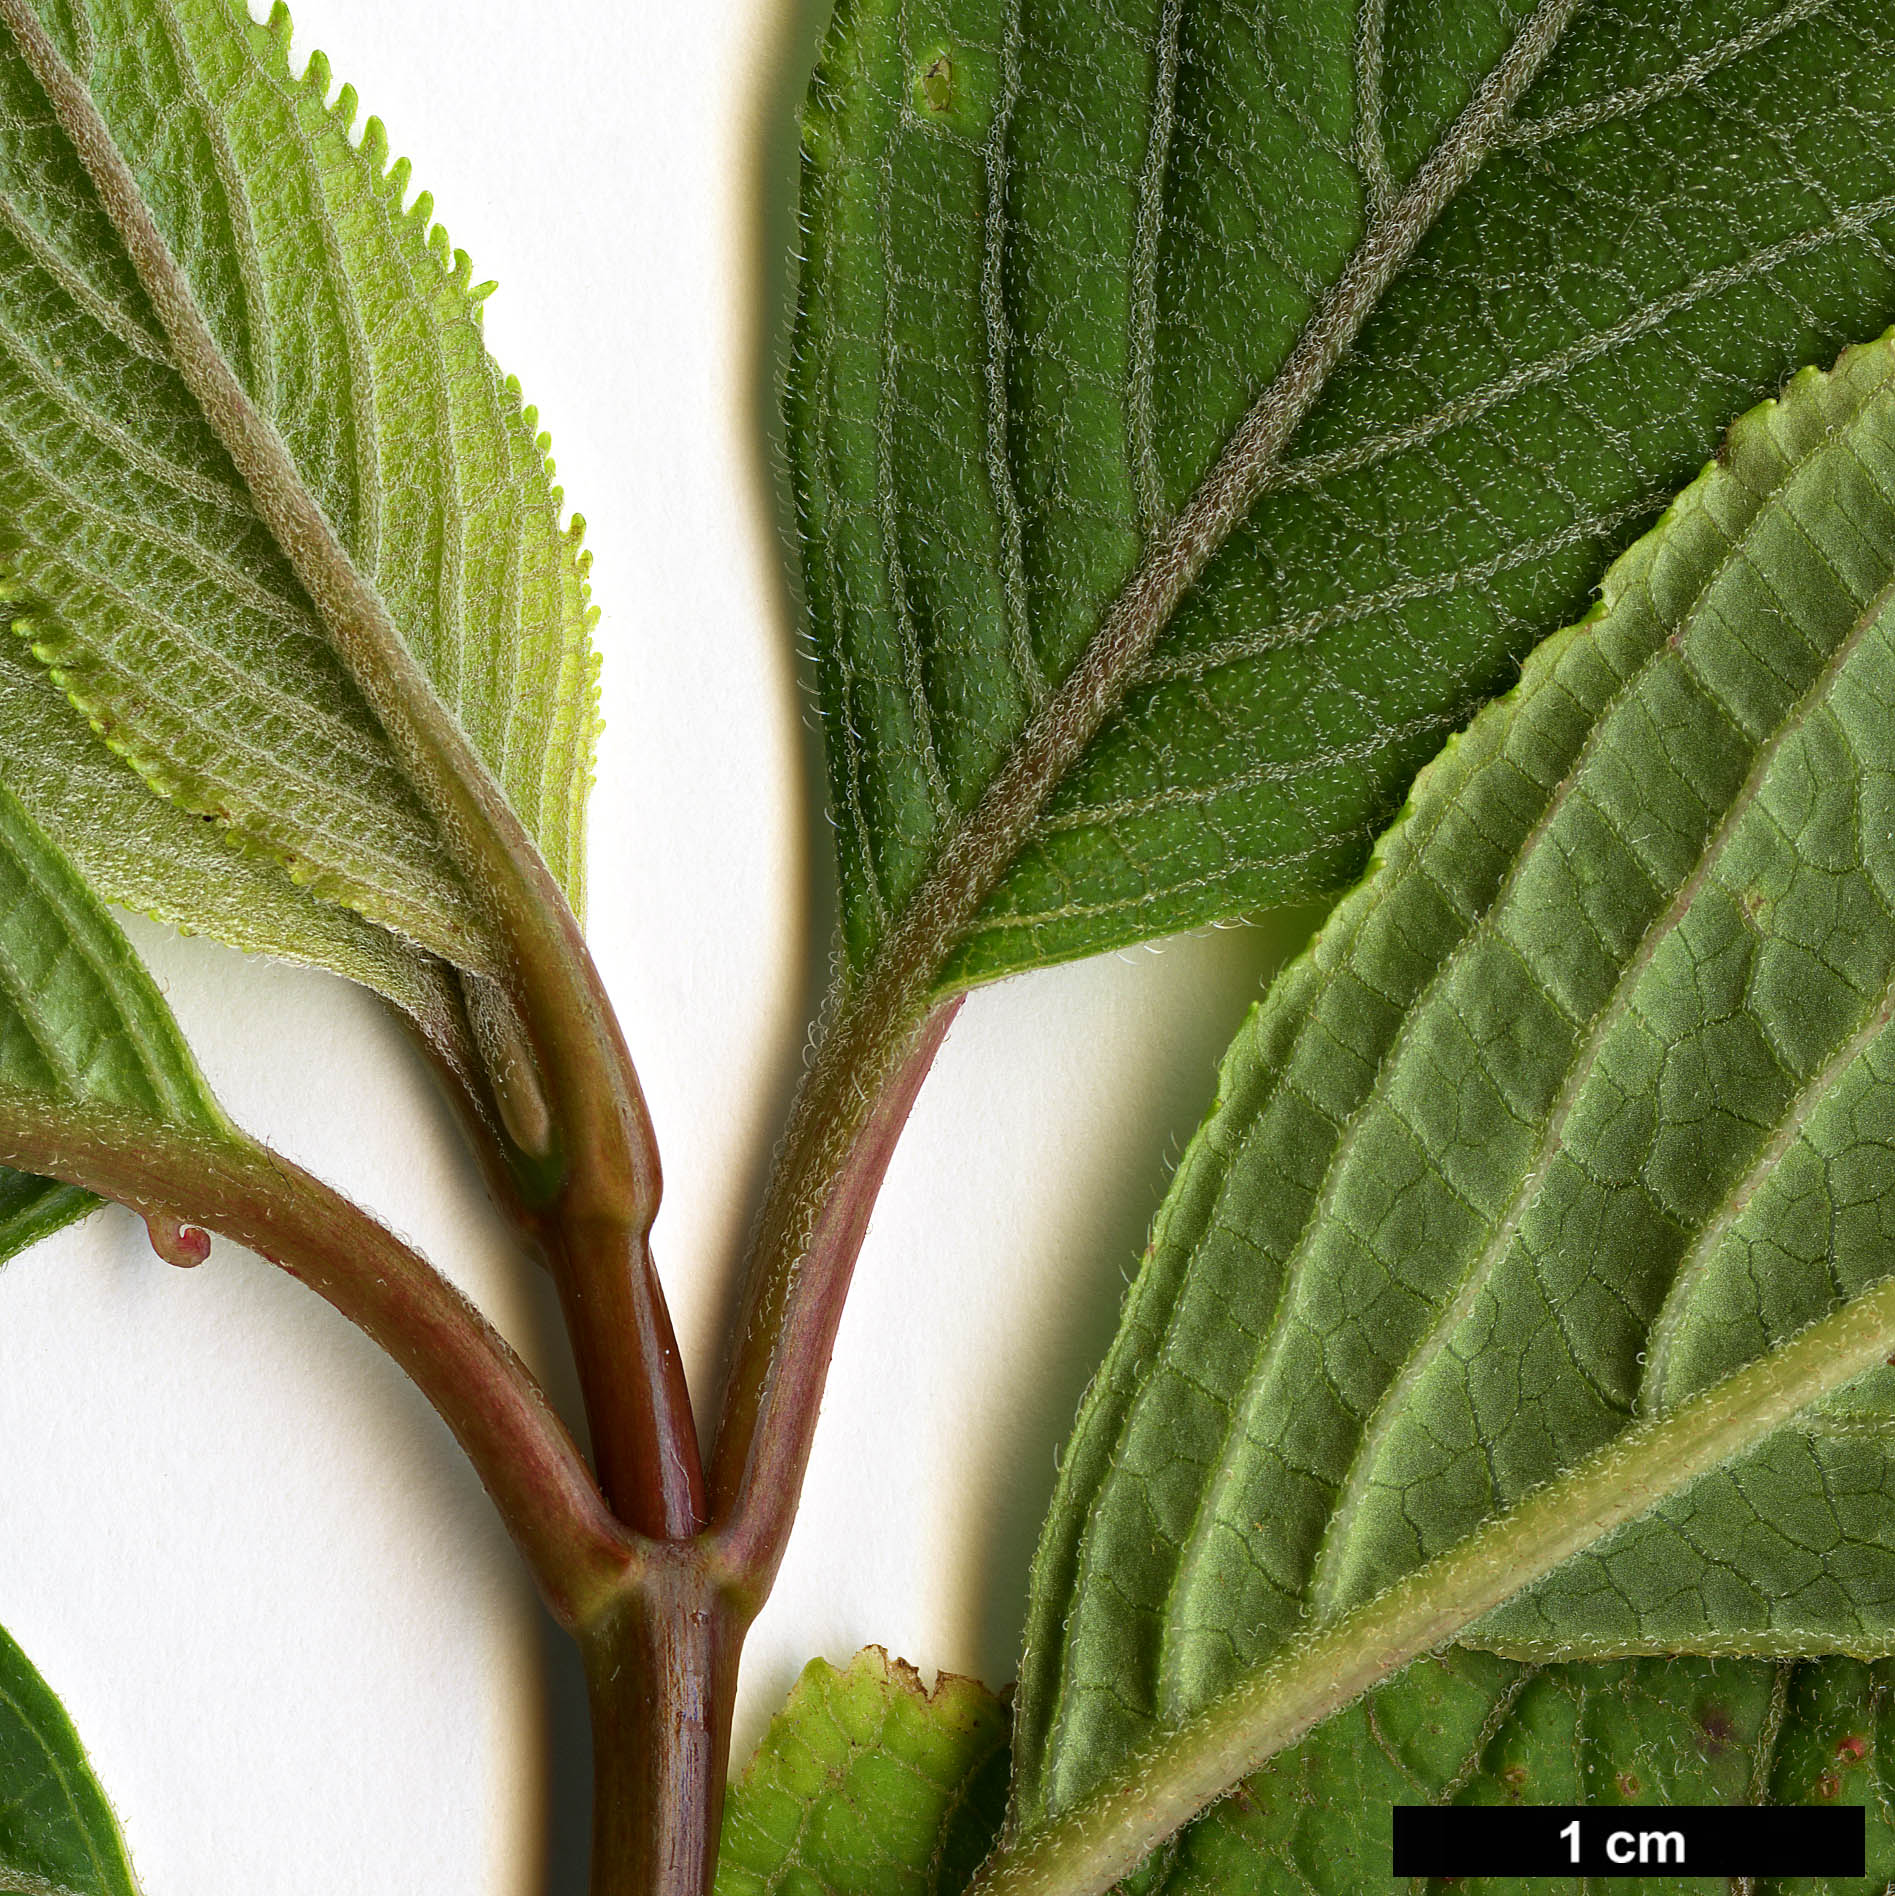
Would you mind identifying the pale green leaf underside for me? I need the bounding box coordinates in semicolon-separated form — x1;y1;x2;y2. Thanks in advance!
0;761;228;1260
715;1648;1009;1896
1148;1648;1895;1896
0;0;599;976
1012;333;1895;1836
789;0;1895;990
0;1616;141;1895
724;1649;1895;1896
0;637;469;1042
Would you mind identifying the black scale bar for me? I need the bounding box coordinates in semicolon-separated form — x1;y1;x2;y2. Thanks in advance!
1392;1804;1864;1877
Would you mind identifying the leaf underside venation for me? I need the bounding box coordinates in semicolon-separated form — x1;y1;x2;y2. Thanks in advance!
0;0;609;1236
0;0;599;981
789;0;1895;992
735;1644;1895;1896
997;329;1895;1875
725;1650;1895;1896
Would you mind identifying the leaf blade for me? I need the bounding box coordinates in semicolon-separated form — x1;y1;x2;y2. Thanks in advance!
787;0;1895;997
0;742;235;1264
0;1621;141;1896
0;0;599;978
995;332;1895;1884
716;1648;1010;1896
1155;1650;1895;1896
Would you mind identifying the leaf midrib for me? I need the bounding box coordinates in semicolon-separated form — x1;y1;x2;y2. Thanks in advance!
0;0;571;986
858;0;1584;1011
1245;189;1895;511
1495;0;1827;150
976;1259;1895;1896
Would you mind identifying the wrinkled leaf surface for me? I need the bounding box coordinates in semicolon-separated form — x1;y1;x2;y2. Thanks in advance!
1010;333;1895;1855
788;0;1895;990
0;0;599;978
717;1648;1009;1896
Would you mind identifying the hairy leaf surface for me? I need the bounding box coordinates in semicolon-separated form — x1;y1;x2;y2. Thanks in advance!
716;1648;1009;1896
736;1650;1895;1896
788;0;1895;993
0;0;599;976
1001;335;1895;1873
0;637;470;1047
1118;1649;1895;1896
0;1619;141;1895
0;765;228;1258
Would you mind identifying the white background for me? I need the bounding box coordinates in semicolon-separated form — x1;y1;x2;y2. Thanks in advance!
0;4;1314;1889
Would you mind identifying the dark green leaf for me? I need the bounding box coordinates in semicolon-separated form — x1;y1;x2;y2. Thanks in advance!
787;0;1895;994
1152;1649;1895;1896
0;1619;141;1895
0;761;230;1262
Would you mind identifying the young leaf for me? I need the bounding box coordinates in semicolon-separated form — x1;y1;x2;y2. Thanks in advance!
0;758;230;1264
0;0;599;976
994;333;1895;1882
787;0;1895;996
0;1620;142;1895
716;1648;1009;1896
0;636;473;1058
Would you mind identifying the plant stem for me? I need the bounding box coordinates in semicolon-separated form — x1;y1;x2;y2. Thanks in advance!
0;1089;635;1629
703;0;1587;1585
0;0;705;1545
711;996;960;1589
581;1550;751;1896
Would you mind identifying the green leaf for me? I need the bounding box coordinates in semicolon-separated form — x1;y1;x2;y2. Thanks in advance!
716;1648;1009;1896
0;0;598;978
0;635;473;1053
786;0;1895;997
722;1650;1895;1896
996;333;1895;1881
1153;1649;1895;1896
0;757;229;1263
0;1619;141;1895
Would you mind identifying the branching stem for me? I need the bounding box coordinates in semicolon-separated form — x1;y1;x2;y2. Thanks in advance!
0;0;703;1546
0;1088;636;1630
0;1;1600;1887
